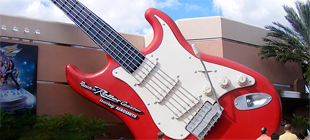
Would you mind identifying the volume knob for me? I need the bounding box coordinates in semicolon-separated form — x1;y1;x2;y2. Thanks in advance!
203;84;213;96
219;77;230;89
237;74;248;86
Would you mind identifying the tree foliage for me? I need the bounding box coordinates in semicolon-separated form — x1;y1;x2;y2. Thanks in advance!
0;111;39;140
0;111;108;140
258;0;310;85
290;113;310;138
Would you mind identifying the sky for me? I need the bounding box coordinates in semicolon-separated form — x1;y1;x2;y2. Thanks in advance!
0;0;307;35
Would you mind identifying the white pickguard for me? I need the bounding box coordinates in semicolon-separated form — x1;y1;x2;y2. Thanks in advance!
113;15;255;139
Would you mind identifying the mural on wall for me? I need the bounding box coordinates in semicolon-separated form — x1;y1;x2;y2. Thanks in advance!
0;42;37;113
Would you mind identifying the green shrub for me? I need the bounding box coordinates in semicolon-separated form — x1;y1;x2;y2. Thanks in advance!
0;111;108;140
0;111;38;140
291;113;310;138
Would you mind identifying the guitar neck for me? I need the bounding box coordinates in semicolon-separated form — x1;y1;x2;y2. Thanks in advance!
51;0;145;73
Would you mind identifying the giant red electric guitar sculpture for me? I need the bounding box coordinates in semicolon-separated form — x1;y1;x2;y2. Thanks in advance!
51;0;282;139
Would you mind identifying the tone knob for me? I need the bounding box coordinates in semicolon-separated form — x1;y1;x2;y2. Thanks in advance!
237;74;248;86
219;77;230;89
203;84;212;96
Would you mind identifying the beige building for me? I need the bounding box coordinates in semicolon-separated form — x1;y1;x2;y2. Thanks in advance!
0;13;306;139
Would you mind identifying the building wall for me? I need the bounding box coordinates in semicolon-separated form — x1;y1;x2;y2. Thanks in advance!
0;13;146;139
0;12;304;139
222;40;303;89
175;16;303;91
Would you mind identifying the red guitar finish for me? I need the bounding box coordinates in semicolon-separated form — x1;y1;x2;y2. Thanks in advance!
53;0;282;139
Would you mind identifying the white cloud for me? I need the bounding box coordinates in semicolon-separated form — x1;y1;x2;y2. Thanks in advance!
1;0;307;35
156;0;181;8
213;0;307;28
0;0;159;34
184;3;202;12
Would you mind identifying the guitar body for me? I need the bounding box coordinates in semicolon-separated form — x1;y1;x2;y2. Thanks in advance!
65;6;281;140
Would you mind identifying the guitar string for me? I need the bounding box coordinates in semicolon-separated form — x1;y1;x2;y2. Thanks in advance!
53;0;188;118
54;0;199;122
53;0;190;121
54;0;203;122
65;0;201;111
63;0;207;123
63;0;197;121
55;0;201;122
55;1;225;138
54;0;139;73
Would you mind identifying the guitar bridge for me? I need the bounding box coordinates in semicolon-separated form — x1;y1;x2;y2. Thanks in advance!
186;102;223;140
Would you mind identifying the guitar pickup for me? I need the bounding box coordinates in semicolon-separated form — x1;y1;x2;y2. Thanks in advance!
156;77;178;103
186;102;223;140
132;58;157;84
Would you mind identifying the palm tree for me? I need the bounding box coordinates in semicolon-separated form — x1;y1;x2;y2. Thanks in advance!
258;0;310;86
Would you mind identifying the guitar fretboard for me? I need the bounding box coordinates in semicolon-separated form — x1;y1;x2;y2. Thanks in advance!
51;0;145;73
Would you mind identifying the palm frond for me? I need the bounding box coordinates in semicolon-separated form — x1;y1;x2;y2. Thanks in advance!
259;0;310;64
